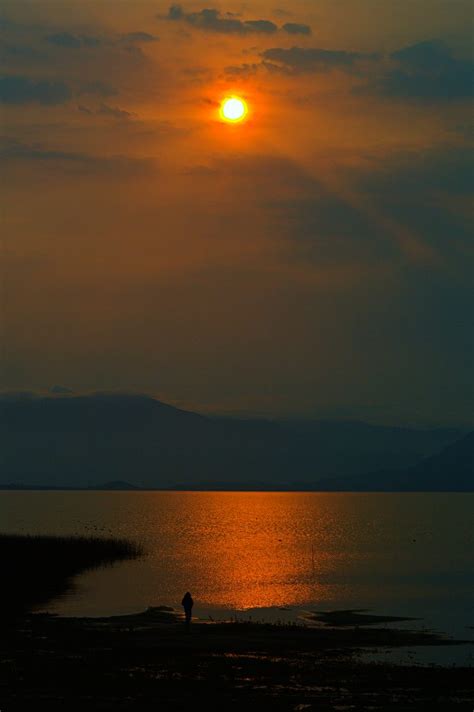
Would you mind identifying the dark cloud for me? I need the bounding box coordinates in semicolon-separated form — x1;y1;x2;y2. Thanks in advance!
0;20;145;107
4;78;118;106
46;30;158;49
0;75;72;104
0;137;90;161
244;20;278;34
0;137;156;175
119;31;159;43
0;44;46;61
168;5;184;20
392;40;461;72
261;39;472;102
224;63;258;77
45;32;101;48
282;22;311;36
78;103;134;119
97;103;133;119
377;40;474;100
166;6;278;34
262;46;373;72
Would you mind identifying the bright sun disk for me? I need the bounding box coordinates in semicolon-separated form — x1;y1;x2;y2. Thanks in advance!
221;97;247;122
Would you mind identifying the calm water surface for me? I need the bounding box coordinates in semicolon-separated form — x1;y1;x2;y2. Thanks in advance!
2;491;473;659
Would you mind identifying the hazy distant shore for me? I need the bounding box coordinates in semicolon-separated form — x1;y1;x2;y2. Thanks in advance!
1;481;473;491
2;394;471;491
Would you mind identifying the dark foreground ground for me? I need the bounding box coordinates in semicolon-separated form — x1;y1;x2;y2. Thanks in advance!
1;607;473;711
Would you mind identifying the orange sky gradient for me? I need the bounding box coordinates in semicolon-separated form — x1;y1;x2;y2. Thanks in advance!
1;1;473;424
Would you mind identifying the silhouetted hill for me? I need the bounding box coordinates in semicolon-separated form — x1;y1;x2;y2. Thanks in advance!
0;393;465;489
313;431;474;491
91;480;143;490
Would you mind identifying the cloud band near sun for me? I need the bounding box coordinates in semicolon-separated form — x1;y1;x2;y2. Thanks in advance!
165;6;311;35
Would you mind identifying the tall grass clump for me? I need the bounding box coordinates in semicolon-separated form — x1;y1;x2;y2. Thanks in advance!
1;533;144;617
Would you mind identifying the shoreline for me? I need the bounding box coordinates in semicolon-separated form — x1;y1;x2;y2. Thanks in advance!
2;531;473;708
3;607;473;710
2;486;474;492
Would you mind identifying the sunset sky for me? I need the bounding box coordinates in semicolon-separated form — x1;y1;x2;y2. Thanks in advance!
1;1;473;425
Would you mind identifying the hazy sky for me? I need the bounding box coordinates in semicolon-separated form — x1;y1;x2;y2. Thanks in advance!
1;1;473;424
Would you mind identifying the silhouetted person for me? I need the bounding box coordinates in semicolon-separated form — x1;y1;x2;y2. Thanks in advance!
181;591;193;628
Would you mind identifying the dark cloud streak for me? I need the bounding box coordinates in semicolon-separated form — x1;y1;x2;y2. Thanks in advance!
262;46;374;72
165;6;311;35
0;75;72;104
119;31;159;43
282;22;312;35
78;103;134;119
0;137;156;175
260;40;472;102
378;40;474;100
45;32;101;48
166;6;277;33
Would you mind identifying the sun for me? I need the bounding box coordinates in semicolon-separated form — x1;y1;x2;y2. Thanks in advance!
220;96;248;123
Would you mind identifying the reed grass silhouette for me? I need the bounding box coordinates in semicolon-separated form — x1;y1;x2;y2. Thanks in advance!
0;532;143;617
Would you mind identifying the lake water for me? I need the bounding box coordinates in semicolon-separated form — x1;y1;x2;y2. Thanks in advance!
2;491;473;663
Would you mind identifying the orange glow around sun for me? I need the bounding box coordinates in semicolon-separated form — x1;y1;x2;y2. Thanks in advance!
220;96;248;123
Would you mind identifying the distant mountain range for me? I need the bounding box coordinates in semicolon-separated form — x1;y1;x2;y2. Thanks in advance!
311;431;474;491
0;393;471;491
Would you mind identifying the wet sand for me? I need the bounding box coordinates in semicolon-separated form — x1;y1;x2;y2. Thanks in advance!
2;607;473;711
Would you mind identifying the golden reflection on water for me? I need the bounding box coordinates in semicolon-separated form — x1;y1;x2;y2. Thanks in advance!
2;491;473;615
170;492;341;609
